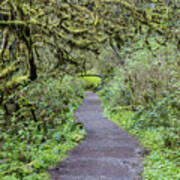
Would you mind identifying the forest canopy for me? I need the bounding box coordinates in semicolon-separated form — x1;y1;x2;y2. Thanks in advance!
0;0;179;89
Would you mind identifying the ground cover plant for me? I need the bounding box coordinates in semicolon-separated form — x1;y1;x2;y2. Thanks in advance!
0;75;86;179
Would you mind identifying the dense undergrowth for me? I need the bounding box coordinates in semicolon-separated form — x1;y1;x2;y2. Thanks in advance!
99;41;180;180
0;75;86;180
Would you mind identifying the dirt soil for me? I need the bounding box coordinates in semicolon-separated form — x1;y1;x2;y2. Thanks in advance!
49;91;144;180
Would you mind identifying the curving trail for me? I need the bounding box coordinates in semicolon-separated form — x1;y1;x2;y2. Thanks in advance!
49;91;144;180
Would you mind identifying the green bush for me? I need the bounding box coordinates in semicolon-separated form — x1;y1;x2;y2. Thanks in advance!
99;41;180;179
0;75;86;179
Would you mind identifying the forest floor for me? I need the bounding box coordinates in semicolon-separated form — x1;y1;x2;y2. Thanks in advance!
49;91;144;180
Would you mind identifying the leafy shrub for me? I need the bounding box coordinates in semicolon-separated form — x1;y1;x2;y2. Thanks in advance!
0;75;86;179
99;40;180;179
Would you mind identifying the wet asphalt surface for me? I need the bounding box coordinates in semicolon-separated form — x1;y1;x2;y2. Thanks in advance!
49;91;144;180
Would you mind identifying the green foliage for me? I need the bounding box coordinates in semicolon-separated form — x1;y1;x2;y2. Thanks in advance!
0;76;86;179
0;0;179;179
99;34;180;179
100;107;180;179
80;76;101;91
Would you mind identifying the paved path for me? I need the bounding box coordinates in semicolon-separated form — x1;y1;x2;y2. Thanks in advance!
49;92;143;180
